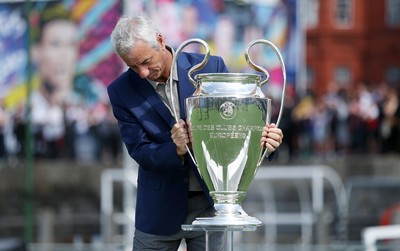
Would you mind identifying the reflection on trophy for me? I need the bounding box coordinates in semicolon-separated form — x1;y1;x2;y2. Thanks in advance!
172;38;286;227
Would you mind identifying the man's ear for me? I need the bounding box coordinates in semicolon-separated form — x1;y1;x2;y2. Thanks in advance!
156;34;165;49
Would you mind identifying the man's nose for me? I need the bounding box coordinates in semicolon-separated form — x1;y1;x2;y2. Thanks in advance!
138;66;149;78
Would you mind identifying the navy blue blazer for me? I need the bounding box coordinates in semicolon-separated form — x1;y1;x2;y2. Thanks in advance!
107;52;229;235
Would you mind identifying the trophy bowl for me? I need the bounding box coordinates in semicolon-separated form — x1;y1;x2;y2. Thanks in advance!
186;73;271;226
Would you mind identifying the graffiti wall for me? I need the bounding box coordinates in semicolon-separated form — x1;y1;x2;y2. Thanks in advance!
0;0;123;108
0;0;297;163
137;0;296;97
0;0;124;162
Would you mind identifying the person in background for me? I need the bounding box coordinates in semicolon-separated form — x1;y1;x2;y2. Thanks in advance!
0;99;9;162
107;15;283;251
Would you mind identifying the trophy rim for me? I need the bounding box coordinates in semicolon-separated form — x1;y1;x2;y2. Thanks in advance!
195;73;262;82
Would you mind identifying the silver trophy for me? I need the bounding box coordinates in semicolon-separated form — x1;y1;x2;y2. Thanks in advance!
170;39;286;227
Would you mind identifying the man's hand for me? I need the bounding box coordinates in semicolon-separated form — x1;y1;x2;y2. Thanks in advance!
171;119;189;156
260;123;283;153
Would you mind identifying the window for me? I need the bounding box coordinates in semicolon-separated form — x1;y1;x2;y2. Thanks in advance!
334;66;351;86
385;66;400;85
334;0;353;28
305;0;319;28
386;0;400;27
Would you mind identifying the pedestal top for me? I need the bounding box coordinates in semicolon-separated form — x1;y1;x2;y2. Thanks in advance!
181;224;258;232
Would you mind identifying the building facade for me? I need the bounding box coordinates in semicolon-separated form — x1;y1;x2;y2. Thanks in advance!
305;0;400;96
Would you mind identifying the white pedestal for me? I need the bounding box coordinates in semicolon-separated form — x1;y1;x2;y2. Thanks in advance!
182;224;258;251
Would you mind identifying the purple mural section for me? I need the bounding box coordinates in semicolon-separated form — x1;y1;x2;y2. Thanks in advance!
0;3;28;100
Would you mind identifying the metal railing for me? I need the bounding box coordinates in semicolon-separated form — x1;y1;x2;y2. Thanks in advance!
238;165;347;246
100;148;138;250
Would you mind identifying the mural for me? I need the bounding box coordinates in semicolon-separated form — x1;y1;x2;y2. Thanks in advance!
0;0;123;108
0;2;28;104
139;0;296;97
0;0;124;162
0;0;297;163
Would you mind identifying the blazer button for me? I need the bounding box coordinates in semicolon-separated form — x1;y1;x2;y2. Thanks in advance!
183;178;189;183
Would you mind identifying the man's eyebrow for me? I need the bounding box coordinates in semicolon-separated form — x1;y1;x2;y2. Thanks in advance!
141;57;151;64
129;57;147;66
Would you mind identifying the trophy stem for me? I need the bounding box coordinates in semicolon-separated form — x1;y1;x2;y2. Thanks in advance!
210;191;246;204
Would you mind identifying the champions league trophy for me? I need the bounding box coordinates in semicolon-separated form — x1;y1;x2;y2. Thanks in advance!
170;38;286;229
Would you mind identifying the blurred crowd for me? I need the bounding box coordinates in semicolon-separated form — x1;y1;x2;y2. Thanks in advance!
0;98;122;166
1;82;400;166
279;82;400;161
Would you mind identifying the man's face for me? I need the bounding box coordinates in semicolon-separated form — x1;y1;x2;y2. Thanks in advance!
123;36;169;83
35;20;78;98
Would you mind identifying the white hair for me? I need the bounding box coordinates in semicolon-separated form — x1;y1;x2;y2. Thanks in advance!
110;15;160;59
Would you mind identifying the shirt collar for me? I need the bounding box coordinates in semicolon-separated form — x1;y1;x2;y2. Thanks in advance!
166;45;178;81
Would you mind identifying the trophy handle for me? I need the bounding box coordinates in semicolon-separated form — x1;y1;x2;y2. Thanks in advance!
169;38;210;167
245;39;287;166
170;38;210;121
171;38;210;90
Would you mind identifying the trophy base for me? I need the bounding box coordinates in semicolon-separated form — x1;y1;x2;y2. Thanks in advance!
192;203;262;226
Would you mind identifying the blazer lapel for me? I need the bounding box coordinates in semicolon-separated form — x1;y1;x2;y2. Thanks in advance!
134;74;176;127
129;53;196;127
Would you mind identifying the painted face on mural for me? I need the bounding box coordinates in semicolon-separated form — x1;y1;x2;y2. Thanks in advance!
34;20;78;103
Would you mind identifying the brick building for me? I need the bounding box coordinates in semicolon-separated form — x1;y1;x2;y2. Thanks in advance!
305;0;400;96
